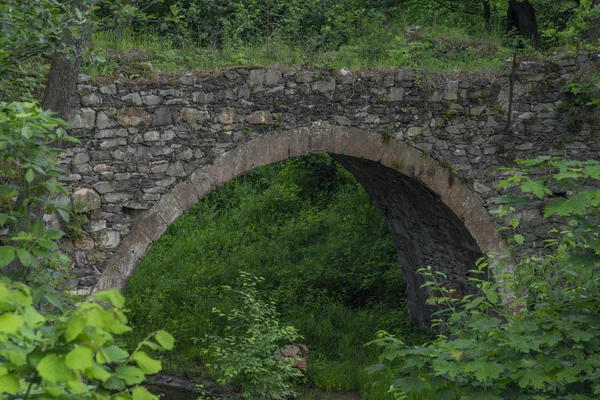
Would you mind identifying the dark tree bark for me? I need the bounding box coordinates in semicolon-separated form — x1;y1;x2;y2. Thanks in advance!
483;0;491;31
507;0;540;49
41;57;80;121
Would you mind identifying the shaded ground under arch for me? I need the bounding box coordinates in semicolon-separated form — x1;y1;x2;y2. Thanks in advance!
96;124;507;325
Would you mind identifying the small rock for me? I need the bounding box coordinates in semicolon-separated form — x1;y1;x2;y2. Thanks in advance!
67;108;96;129
119;107;151;127
77;74;92;83
82;93;102;107
142;94;163;106
97;111;119;129
295;71;314;83
246;110;273;125
274;344;310;374
121;93;143;106
217;109;236;124
72;188;101;212
312;78;336;92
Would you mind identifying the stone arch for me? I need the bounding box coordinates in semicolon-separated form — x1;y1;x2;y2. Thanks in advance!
95;123;507;325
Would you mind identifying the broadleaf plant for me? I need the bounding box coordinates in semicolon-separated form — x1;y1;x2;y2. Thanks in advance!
0;280;174;399
367;157;600;399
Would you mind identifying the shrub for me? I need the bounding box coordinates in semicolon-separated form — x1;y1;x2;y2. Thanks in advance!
0;280;175;399
202;272;303;399
367;157;600;399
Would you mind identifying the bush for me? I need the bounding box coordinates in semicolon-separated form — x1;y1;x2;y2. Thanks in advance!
367;157;600;399
201;272;303;400
0;280;175;399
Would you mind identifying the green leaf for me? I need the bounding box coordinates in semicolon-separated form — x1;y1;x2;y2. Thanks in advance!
66;346;94;371
65;314;86;342
464;361;504;381
25;169;34;183
23;306;45;328
98;345;129;363
0;246;15;268
518;367;547;389
514;234;525;245
37;239;58;250
102;376;126;390
0;313;25;334
520;178;551;199
43;293;63;310
37;353;74;383
66;379;90;394
114;365;145;385
132;386;158;400
0;374;19;394
85;363;111;382
44;229;64;240
16;248;35;267
94;289;125;308
434;388;458;400
393;377;430;392
155;330;175;350
132;351;162;374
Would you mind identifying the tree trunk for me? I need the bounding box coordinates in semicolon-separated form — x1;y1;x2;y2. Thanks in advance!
483;0;491;31
507;0;540;49
41;57;80;121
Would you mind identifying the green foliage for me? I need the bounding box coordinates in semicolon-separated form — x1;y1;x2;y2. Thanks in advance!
0;102;78;305
368;156;600;399
532;0;600;49
201;272;303;399
0;0;151;101
0;279;174;399
123;155;414;398
564;75;600;109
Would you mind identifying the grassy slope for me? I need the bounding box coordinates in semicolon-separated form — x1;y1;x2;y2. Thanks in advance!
84;19;513;79
122;156;428;399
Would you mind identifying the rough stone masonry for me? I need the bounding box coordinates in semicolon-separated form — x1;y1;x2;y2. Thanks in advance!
60;55;599;325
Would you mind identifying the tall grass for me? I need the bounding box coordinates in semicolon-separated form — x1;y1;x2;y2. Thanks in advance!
85;12;513;78
122;155;429;398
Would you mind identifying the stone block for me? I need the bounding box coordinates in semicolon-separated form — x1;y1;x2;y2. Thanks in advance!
246;110;273;125
295;71;314;83
97;111;119;129
312;78;336;92
180;108;210;124
152;107;174;127
142;94;163;106
217;108;236;124
172;179;200;211
192;92;215;103
72;188;101;212
121;93;143;106
248;69;264;86
82;93;102;107
155;193;183;226
67;108;96;129
119;107;151;127
264;69;282;85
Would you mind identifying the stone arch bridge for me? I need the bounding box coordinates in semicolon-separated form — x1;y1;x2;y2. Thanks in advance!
61;57;599;324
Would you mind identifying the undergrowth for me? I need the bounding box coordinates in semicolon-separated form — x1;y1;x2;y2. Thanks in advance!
122;155;427;399
83;18;514;79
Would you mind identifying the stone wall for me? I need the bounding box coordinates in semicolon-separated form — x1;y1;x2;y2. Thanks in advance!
60;55;599;324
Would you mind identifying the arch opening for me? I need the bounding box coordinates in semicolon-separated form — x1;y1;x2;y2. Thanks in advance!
95;124;506;325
